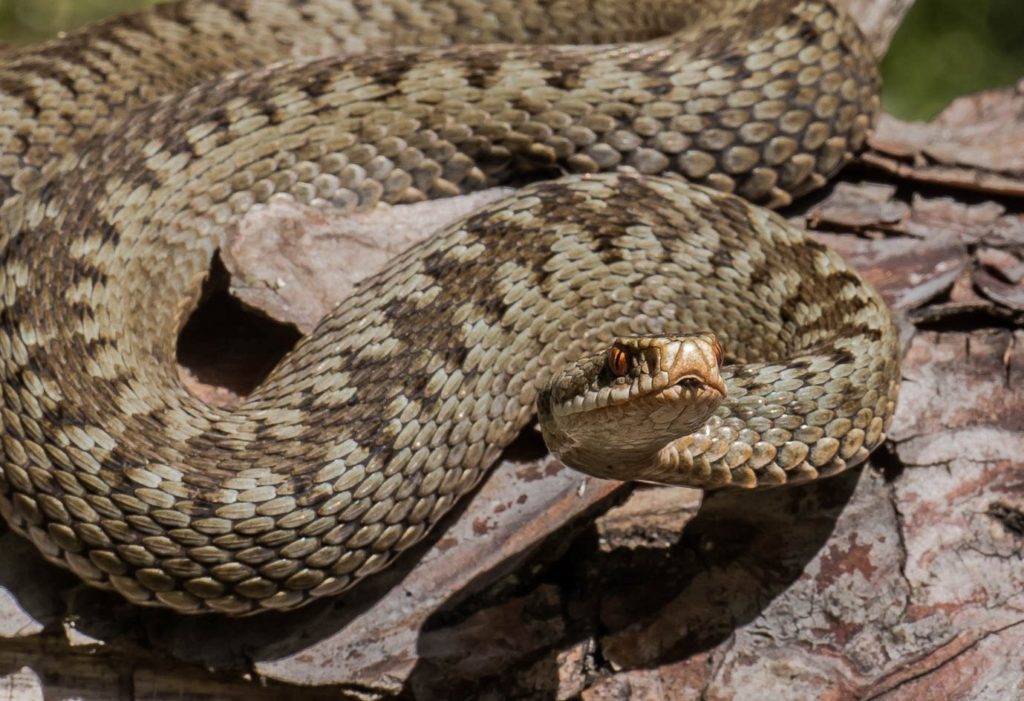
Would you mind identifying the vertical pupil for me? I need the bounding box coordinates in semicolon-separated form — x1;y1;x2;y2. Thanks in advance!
610;348;626;375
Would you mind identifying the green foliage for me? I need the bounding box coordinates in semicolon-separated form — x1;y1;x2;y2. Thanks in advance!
0;0;1021;122
882;0;1024;119
0;0;156;43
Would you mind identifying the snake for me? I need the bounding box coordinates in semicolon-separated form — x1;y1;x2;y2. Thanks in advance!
0;0;900;616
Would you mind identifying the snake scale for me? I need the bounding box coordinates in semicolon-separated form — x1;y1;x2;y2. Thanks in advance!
0;0;899;615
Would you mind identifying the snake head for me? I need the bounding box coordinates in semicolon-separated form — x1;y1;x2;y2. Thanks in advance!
538;333;726;480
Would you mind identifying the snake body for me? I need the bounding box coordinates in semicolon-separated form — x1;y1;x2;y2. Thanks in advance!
0;0;898;615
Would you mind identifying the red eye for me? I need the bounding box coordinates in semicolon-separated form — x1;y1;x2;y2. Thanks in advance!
608;347;629;376
712;339;724;367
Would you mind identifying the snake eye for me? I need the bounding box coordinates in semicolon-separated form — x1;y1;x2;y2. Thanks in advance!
608;346;629;376
712;339;724;367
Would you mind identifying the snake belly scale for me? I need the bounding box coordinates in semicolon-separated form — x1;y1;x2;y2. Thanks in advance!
0;0;898;615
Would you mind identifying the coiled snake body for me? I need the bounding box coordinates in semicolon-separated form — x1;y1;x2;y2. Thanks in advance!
0;0;899;614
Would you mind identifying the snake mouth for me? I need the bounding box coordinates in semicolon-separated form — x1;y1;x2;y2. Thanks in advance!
572;372;726;417
650;372;727;407
663;372;729;399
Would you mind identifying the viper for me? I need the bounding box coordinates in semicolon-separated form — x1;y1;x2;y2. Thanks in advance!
0;0;899;615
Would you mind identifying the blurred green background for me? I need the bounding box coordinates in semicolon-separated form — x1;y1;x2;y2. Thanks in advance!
881;0;1024;119
0;0;1022;121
